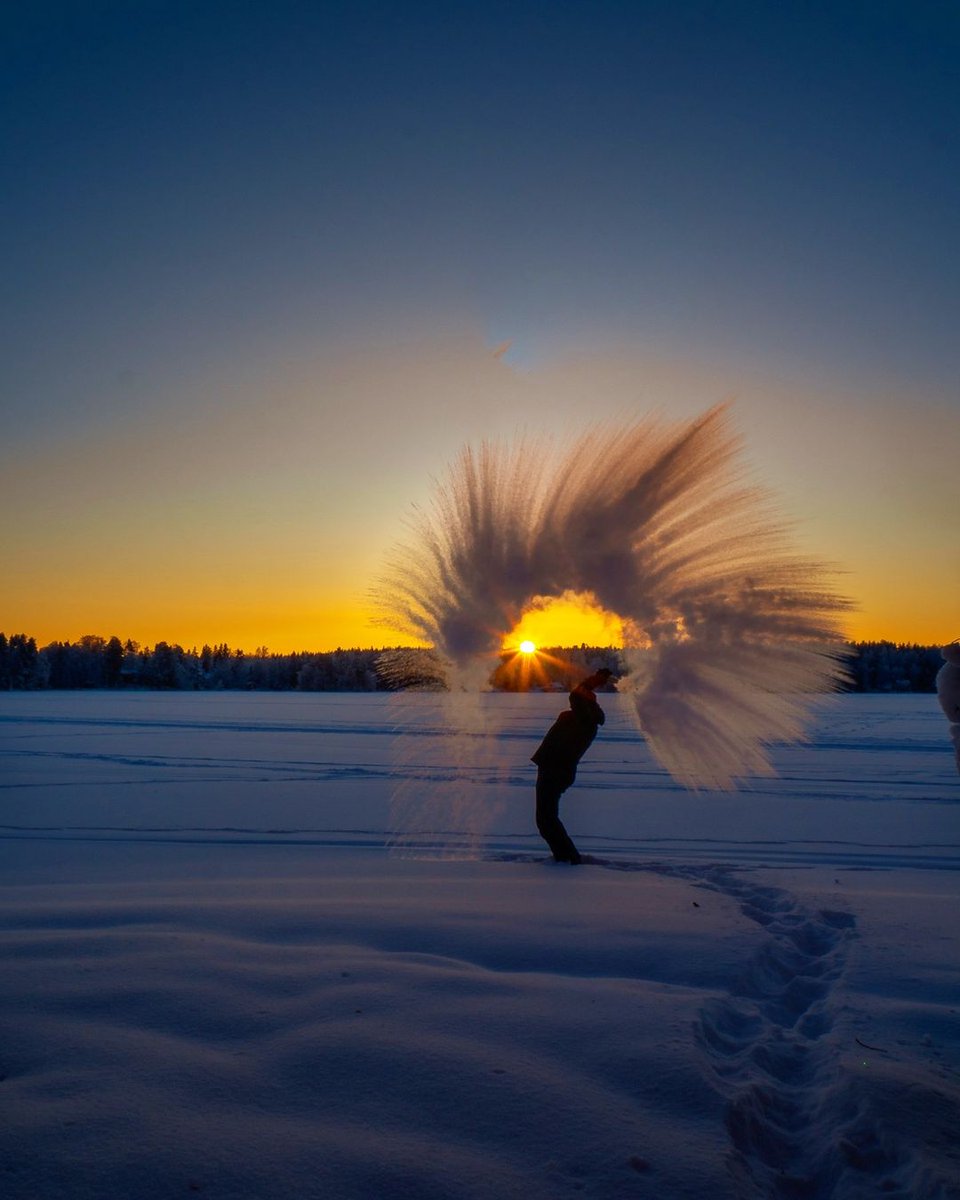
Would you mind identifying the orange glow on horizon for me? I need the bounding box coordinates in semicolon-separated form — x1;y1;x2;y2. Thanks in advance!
2;340;953;658
3;600;952;656
1;572;951;657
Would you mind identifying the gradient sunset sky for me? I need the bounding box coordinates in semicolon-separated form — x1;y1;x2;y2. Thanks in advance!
3;1;957;652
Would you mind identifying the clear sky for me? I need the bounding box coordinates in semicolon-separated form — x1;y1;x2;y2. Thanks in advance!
3;0;957;652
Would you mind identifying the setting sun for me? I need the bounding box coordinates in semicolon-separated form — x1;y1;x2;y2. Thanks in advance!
504;593;623;654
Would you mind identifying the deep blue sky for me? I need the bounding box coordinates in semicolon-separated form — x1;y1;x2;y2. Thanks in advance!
2;1;958;647
5;1;958;430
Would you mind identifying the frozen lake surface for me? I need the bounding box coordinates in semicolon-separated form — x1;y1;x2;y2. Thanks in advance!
1;692;957;1199
0;690;956;868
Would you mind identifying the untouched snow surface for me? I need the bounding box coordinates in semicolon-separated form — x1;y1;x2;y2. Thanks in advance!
1;692;958;1199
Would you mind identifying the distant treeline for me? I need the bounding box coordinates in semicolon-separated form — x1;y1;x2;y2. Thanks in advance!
0;633;946;694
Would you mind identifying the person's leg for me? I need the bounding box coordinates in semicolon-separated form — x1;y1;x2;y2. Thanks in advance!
535;769;581;863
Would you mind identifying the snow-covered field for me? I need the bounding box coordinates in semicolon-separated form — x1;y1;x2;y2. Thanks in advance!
1;692;957;1198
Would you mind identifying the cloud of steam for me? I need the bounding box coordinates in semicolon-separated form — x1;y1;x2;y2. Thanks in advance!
374;403;850;793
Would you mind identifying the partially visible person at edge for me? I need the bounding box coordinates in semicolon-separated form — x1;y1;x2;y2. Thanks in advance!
936;641;960;775
531;668;616;864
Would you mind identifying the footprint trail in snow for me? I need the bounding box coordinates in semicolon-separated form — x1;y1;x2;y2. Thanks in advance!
690;868;945;1199
495;854;956;1199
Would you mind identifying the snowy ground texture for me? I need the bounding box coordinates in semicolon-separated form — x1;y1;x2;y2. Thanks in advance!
1;691;958;1200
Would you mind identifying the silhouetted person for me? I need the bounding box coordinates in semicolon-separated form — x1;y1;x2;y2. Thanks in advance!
531;668;614;864
936;642;960;775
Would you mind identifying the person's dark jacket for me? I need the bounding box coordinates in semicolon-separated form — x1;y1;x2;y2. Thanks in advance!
531;685;606;774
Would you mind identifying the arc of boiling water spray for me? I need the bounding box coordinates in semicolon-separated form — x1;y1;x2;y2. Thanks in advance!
373;403;850;795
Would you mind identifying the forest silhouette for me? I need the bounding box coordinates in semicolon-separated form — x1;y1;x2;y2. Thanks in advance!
0;632;945;694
